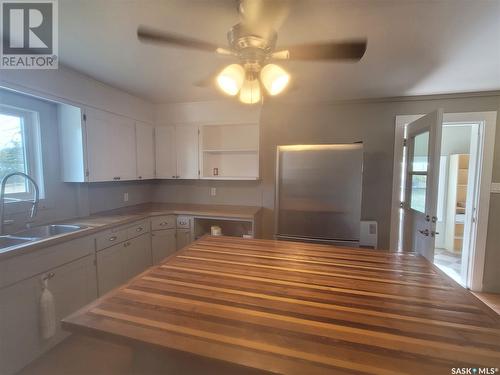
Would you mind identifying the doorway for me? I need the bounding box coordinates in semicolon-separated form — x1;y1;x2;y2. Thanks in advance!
390;111;497;291
433;124;478;285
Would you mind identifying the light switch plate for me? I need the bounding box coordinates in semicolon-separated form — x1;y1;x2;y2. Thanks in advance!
124;192;129;202
491;182;500;194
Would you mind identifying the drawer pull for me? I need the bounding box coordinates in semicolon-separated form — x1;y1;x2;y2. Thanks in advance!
136;227;143;232
109;236;117;241
159;222;168;226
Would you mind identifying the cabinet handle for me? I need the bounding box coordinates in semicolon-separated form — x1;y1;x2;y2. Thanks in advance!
159;222;168;226
171;175;176;179
138;176;142;179
113;176;121;181
109;235;117;241
176;175;180;179
136;227;143;232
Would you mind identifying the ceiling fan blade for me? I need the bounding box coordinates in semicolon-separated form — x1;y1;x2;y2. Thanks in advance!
277;39;367;61
138;26;222;53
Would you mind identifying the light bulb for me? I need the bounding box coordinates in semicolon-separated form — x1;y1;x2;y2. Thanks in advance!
260;64;290;95
239;78;261;104
216;64;245;96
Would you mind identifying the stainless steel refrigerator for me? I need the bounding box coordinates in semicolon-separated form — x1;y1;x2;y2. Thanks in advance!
275;144;363;246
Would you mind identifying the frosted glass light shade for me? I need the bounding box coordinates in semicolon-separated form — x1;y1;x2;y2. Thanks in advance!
260;64;290;95
216;64;245;96
239;79;261;104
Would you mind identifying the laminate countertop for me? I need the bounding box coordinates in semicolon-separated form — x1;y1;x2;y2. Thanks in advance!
63;236;500;375
0;203;261;260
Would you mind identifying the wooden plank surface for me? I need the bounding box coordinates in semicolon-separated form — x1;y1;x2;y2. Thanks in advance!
63;236;500;374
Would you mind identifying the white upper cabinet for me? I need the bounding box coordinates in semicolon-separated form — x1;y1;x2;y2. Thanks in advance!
155;126;177;179
175;125;199;179
135;122;155;180
155;125;199;179
85;108;136;182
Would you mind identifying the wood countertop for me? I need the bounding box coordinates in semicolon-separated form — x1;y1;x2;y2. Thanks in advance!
0;203;261;260
63;236;500;374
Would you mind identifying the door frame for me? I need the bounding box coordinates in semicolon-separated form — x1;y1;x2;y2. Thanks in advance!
390;111;497;291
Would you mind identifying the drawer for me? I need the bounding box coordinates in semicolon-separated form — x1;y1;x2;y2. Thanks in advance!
176;215;192;229
151;215;176;231
126;220;150;239
0;236;94;289
95;228;127;251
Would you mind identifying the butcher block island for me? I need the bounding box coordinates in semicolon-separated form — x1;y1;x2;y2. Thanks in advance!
62;236;500;374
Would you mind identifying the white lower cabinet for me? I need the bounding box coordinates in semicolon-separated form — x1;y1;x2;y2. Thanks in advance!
176;229;192;250
96;242;127;295
124;234;152;279
151;229;177;264
96;232;152;295
0;255;97;375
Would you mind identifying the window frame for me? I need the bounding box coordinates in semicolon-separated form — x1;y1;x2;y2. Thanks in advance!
0;104;45;202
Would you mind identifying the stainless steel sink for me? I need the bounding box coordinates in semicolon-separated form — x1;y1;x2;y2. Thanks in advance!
13;224;87;239
0;236;34;249
0;224;87;253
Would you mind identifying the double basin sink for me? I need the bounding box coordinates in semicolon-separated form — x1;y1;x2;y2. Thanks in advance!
0;224;87;253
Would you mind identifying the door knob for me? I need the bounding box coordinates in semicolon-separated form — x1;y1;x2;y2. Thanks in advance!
418;229;429;236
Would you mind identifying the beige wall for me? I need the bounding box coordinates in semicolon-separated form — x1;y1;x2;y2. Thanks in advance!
154;93;500;292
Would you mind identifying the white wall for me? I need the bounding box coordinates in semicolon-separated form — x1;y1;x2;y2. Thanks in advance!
0;65;154;123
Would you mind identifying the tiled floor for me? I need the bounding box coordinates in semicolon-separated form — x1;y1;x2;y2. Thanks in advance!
434;247;463;284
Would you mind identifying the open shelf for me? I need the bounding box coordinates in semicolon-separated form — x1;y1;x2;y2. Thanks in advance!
199;123;259;180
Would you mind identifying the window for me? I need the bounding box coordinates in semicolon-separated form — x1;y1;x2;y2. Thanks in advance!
0;106;44;199
408;131;429;213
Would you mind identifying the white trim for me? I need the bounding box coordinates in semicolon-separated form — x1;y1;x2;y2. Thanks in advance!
390;111;497;291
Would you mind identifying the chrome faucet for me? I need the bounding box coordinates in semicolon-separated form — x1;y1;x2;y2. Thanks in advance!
0;172;40;235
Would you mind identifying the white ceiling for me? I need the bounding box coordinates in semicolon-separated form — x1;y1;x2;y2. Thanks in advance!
59;0;500;104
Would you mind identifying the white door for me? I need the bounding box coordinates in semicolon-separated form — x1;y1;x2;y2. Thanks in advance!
135;122;155;179
402;110;443;261
176;125;199;179
155;126;177;179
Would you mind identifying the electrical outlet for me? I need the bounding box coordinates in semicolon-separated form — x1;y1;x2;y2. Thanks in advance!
210;187;216;197
124;192;129;202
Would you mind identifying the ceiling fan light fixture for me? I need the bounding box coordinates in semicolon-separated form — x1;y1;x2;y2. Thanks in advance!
260;64;290;95
216;64;245;96
239;78;261;104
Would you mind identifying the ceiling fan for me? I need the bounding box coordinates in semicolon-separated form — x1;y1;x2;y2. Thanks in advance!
138;0;367;104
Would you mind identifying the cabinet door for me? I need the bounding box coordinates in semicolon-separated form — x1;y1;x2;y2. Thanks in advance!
176;229;192;250
40;255;97;349
155;126;177;179
0;255;97;375
0;275;40;375
96;242;127;295
85;108;137;182
111;115;137;181
123;234;152;279
136;122;155;179
176;125;199;179
85;108;115;182
151;229;176;264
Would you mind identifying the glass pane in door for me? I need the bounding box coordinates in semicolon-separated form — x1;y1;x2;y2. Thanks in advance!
410;174;427;212
412;131;429;172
